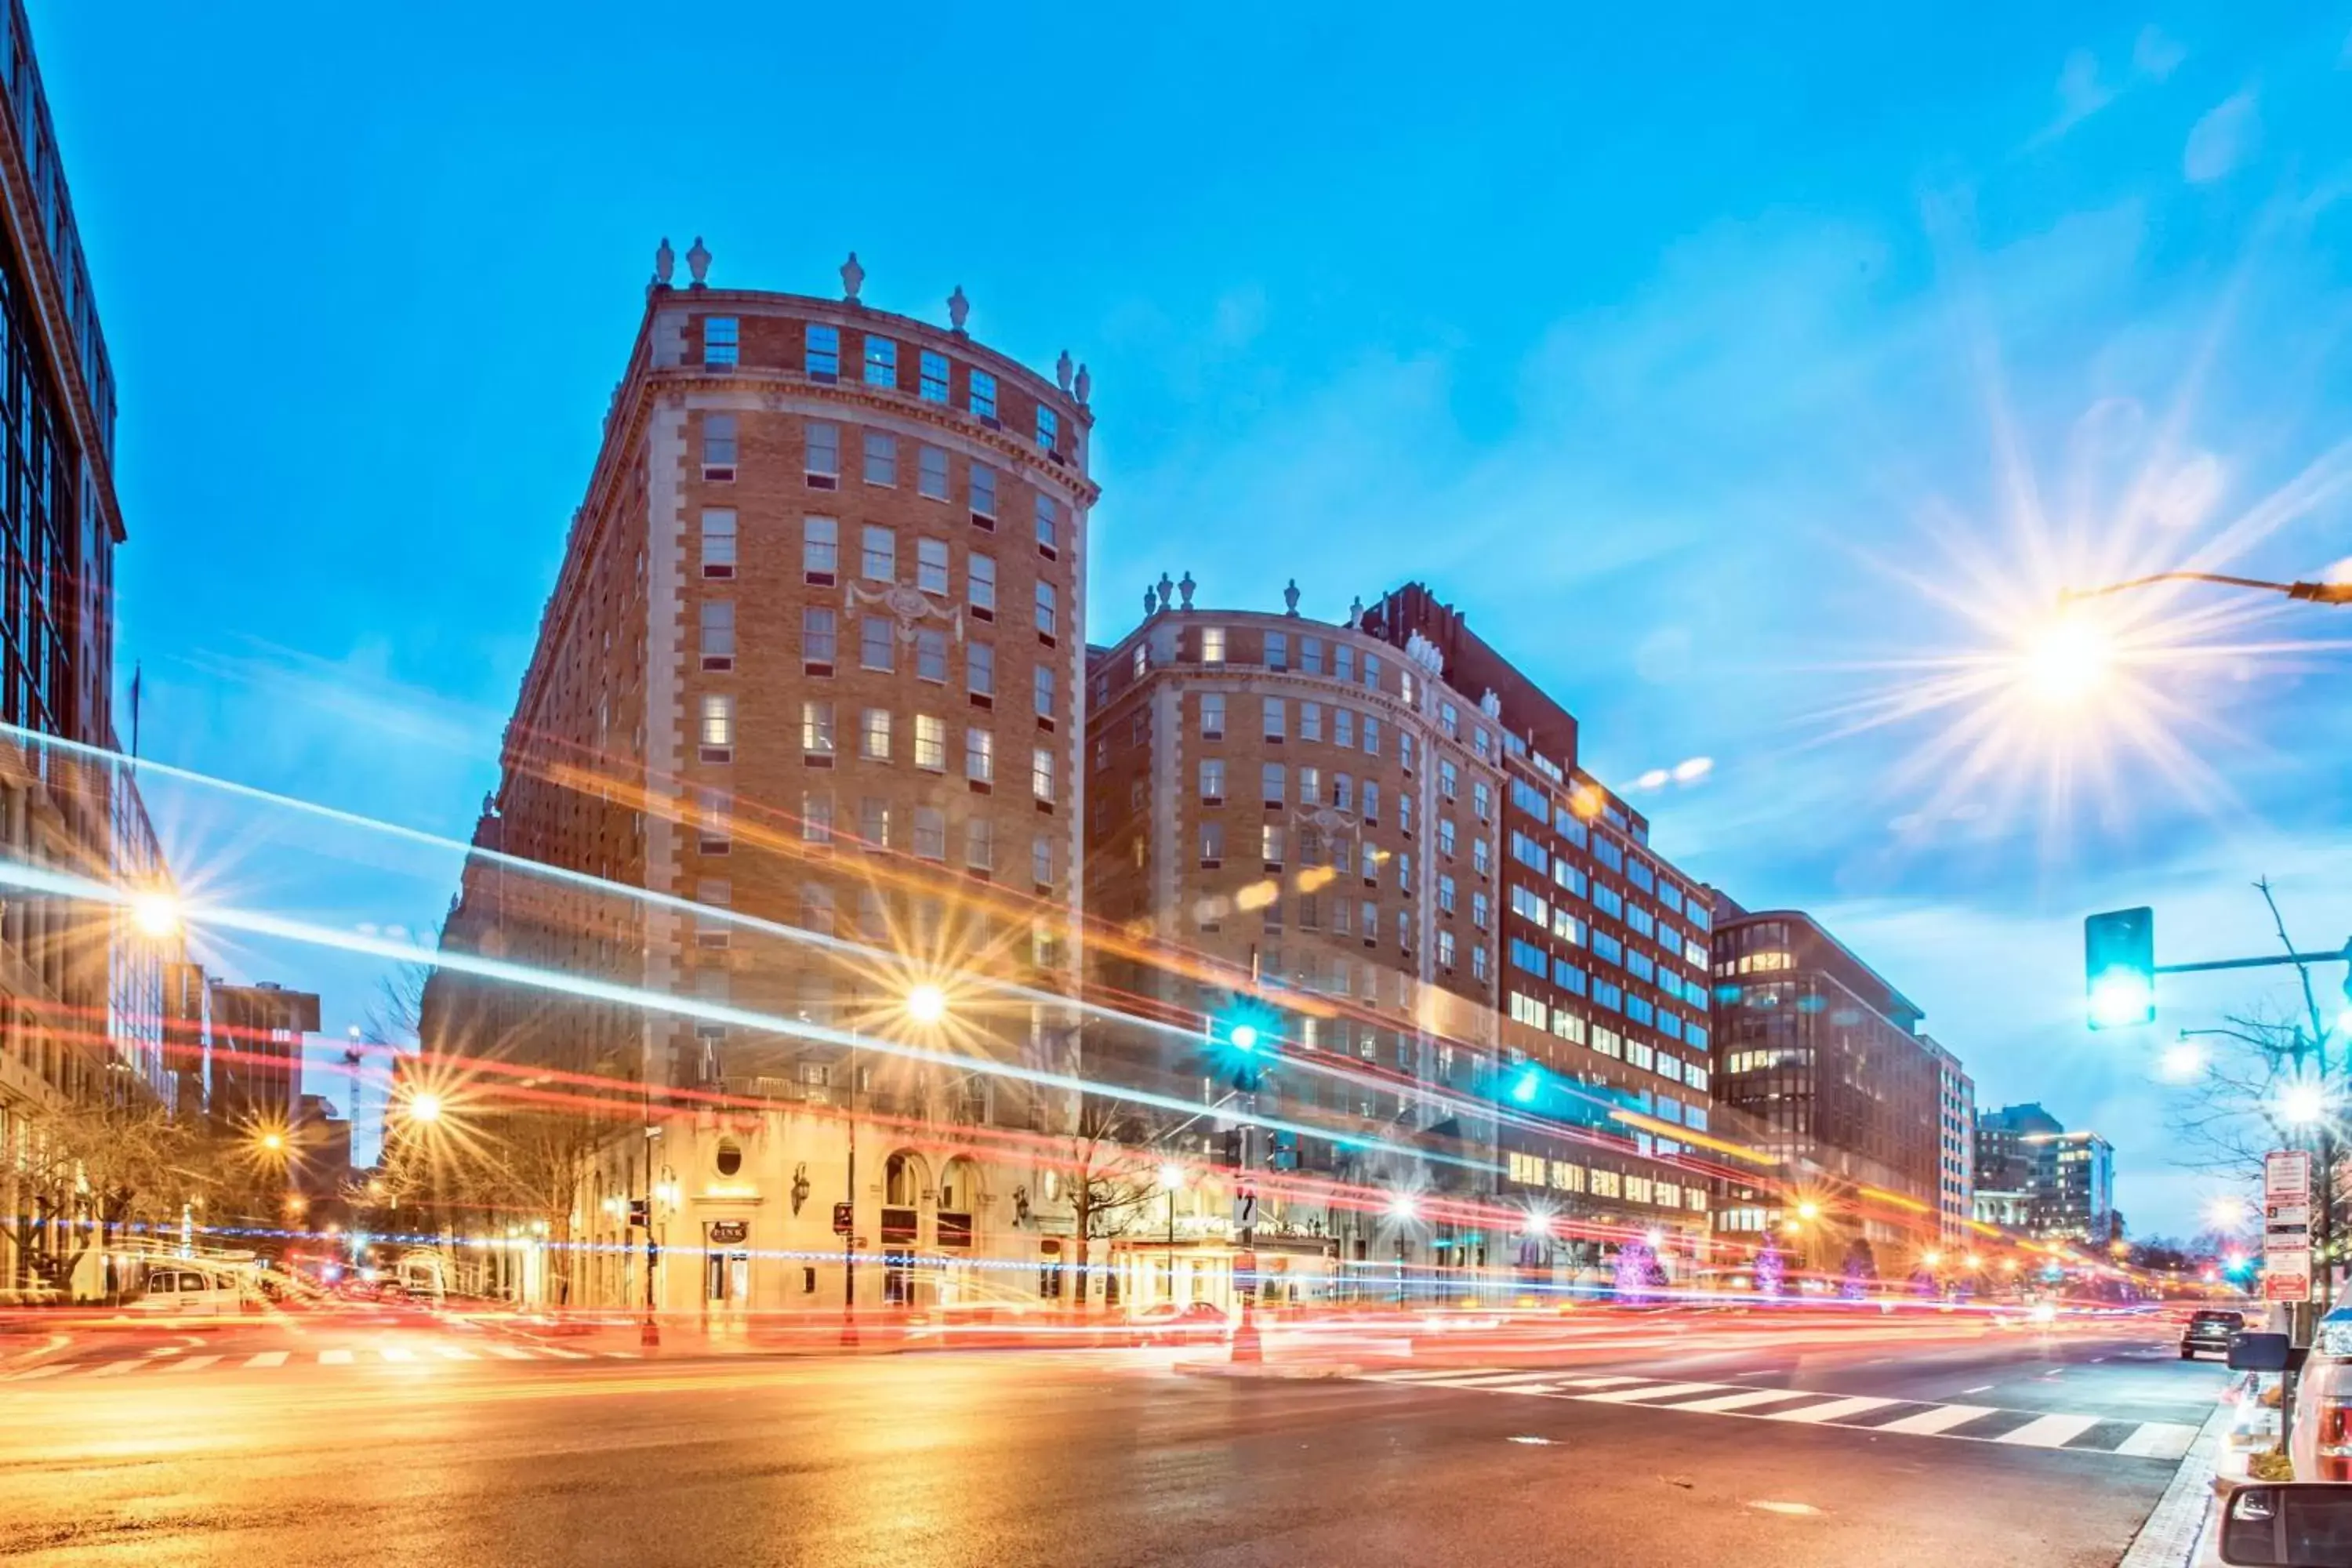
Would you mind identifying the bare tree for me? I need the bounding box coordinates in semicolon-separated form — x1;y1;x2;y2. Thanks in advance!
2165;1005;2316;1184
1062;1094;1161;1312
0;1096;214;1301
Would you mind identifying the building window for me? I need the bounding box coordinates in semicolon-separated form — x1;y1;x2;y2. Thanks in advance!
1263;698;1286;742
1029;743;1054;803
916;537;950;595
1438;930;1457;967
1200;759;1225;803
1261;823;1286;868
1301;637;1324;674
1200;626;1226;664
864;335;897;387
916;628;948;684
801;700;835;757
1035;582;1058;640
1473;780;1493;822
702;316;739;366
918;444;949;500
1033;834;1055;888
967;640;995;699
1200;820;1224;866
913;807;946;862
703;414;737;479
1439;819;1457;857
1334;709;1354;749
1034;493;1058;557
1336;645;1355;683
860;615;894;673
802;789;833;844
1033;664;1055;721
1439;760;1458;800
1438;874;1457;913
920;350;949;401
701;509;736;578
1472;891;1490;929
1473;837;1491;877
1472;944;1490;981
695;878;731;946
969;369;997;421
804;421;839;487
1200;693;1225;738
964;818;993;873
699;694;734;760
698;789;731;855
1300;702;1322;742
915;714;946;771
1266;631;1288;670
863;431;898;487
860;524;895;583
1261;762;1287;807
964;728;995;786
1037;405;1058;452
699;601;735;670
859;706;891;760
971;463;997;524
806;324;840;380
1363;653;1381;691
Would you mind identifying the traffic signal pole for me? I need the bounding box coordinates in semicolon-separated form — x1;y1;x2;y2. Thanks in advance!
1231;1088;1262;1364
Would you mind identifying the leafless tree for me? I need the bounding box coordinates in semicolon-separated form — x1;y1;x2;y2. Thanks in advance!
0;1096;214;1300
2165;1004;2320;1184
1062;1094;1162;1311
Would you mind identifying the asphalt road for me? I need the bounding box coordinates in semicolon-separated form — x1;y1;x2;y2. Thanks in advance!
0;1312;2230;1568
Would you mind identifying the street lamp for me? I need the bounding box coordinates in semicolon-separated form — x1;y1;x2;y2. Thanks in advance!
904;983;947;1026
129;889;182;938
406;1091;445;1125
2280;1082;2329;1127
1158;1163;1185;1304
2020;616;2115;708
2060;572;2352;608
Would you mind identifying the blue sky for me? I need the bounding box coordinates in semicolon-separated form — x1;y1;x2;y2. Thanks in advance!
35;2;2352;1230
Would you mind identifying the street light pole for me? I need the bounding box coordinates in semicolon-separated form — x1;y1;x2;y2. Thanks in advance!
842;1039;859;1348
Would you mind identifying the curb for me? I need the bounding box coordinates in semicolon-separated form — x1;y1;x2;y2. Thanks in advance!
2118;1401;2237;1568
1174;1360;1363;1381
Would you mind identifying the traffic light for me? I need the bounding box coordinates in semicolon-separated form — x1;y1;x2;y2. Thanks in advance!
1207;995;1279;1091
2084;906;2155;1030
1508;1065;1544;1107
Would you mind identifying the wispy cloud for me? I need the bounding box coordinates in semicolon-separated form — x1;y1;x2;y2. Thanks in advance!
2034;26;2187;143
2184;90;2262;183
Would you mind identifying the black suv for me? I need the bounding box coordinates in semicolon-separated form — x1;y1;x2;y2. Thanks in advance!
2181;1308;2245;1360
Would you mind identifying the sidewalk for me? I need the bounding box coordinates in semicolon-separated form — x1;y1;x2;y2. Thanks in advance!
2119;1371;2274;1568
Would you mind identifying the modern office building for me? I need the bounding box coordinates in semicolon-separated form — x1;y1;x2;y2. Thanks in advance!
426;249;1098;1318
1081;579;1719;1300
1926;1037;1975;1243
0;0;180;1300
1708;905;1947;1258
1974;1103;2114;1245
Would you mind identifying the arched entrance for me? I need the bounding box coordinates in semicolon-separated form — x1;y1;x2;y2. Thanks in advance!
881;1151;929;1306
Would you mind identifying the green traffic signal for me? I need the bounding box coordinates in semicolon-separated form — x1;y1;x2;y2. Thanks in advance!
2084;906;2155;1030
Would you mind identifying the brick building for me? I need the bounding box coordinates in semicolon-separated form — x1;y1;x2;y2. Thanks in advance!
427;251;1099;1317
1082;580;1719;1301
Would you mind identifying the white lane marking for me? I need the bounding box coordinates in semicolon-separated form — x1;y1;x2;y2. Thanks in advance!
1365;1367;1513;1382
2115;1421;2198;1459
535;1346;592;1359
1551;1375;1651;1389
161;1354;223;1374
1875;1403;1999;1436
1671;1388;1817;1413
601;1350;641;1359
1575;1381;1727;1405
245;1351;289;1368
89;1359;144;1377
1996;1413;2103;1448
318;1349;354;1365
1766;1396;1897;1424
1961;1385;1995;1394
1507;1435;1556;1445
484;1345;535;1360
1437;1371;1579;1389
430;1345;477;1361
1748;1501;1823;1516
378;1346;417;1363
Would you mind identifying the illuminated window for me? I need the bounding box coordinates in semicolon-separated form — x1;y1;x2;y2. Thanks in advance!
801;700;834;757
914;715;946;771
859;707;891;760
699;694;734;758
1201;626;1226;664
1031;746;1054;802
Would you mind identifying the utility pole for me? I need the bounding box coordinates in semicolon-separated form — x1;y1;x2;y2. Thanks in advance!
841;1040;859;1348
640;1123;660;1348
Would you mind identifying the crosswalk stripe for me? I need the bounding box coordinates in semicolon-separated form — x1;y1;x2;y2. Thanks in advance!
1996;1413;2104;1448
602;1350;641;1359
535;1346;592;1359
378;1346;417;1363
162;1354;223;1374
319;1349;354;1365
1766;1396;1897;1424
1576;1381;1726;1404
1436;1371;1577;1389
1552;1375;1651;1389
484;1345;535;1360
1875;1403;1998;1436
89;1359;144;1377
1366;1367;1512;1382
2115;1421;2198;1460
430;1345;477;1361
245;1351;289;1368
1668;1387;1819;1413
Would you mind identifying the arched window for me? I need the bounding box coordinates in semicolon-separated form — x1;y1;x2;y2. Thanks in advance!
884;1152;926;1207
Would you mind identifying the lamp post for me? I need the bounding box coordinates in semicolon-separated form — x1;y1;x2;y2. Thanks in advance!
2060;572;2352;608
1158;1163;1185;1308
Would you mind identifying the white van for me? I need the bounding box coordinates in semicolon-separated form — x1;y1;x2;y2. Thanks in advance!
132;1263;250;1315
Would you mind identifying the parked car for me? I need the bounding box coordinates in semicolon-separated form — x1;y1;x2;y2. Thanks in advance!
1130;1301;1229;1346
2288;1305;2352;1483
131;1265;250;1315
2183;1308;2249;1360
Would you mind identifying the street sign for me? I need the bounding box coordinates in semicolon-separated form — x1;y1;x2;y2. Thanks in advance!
2266;1253;2314;1302
831;1202;853;1236
708;1220;749;1245
2268;1203;2314;1229
2267;1150;2313;1203
1232;1193;1258;1231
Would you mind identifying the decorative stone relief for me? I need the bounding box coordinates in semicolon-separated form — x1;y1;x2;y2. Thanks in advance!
844;580;963;643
